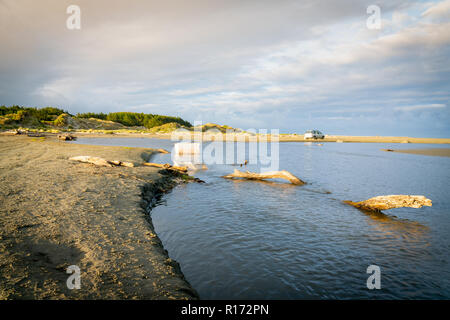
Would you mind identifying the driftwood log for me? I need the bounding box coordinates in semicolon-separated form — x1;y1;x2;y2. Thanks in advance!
142;162;187;173
69;157;206;183
1;129;32;135
344;195;432;212
27;132;45;137
69;156;134;167
156;148;170;154
2;129;27;135
142;163;205;183
58;134;76;141
108;160;135;167
222;169;305;185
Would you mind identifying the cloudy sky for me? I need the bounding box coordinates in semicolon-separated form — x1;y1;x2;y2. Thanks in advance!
0;0;449;136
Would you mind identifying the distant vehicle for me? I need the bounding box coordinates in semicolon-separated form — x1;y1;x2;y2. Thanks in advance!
304;130;325;139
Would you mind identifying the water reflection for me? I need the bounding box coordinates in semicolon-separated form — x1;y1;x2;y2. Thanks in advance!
355;207;429;241
227;178;300;188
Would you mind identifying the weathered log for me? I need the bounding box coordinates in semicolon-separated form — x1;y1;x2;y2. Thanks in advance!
58;134;76;141
143;163;204;183
109;160;135;167
3;129;24;135
222;169;305;185
69;156;134;167
344;195;432;212
156;148;170;154
27;132;45;137
142;162;188;173
1;130;17;136
69;156;113;167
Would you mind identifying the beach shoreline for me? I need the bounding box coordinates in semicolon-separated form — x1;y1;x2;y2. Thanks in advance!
66;131;450;144
0;135;198;299
3;129;450;143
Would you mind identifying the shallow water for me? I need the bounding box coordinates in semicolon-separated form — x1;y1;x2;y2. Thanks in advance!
74;138;450;299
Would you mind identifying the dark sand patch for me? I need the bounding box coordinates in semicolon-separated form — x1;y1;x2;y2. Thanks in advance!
0;135;198;299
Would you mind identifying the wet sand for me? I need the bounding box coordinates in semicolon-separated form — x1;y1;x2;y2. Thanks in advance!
385;148;450;157
0;135;198;299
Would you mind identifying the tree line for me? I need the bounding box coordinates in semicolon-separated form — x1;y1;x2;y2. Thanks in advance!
0;106;192;129
76;112;192;128
0;106;68;121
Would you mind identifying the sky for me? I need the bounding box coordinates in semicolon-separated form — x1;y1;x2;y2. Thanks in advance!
0;0;449;137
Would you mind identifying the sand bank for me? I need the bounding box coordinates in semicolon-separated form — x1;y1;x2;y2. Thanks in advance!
384;148;450;157
0;135;198;299
68;131;450;144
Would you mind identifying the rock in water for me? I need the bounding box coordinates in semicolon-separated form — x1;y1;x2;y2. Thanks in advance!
344;195;432;212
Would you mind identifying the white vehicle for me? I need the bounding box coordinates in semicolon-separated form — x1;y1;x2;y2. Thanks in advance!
304;130;325;139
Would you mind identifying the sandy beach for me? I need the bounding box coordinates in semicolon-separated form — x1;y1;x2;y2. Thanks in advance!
0;135;198;299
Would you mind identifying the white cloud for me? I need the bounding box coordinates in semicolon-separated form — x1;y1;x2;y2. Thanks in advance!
422;0;450;21
394;104;447;111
